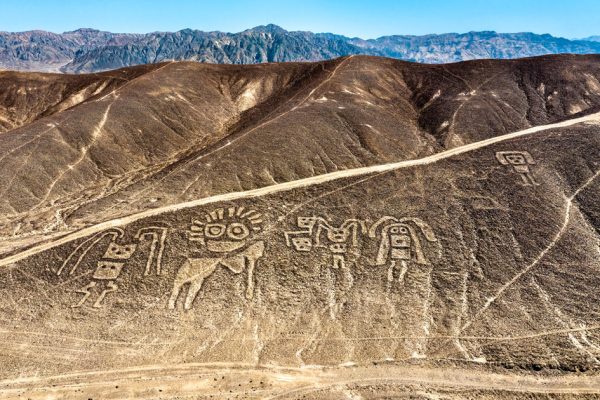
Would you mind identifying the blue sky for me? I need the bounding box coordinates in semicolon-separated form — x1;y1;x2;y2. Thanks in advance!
1;0;597;39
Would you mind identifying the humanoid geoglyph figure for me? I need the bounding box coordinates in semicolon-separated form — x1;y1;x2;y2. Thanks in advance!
284;216;364;269
168;207;265;310
495;151;539;186
369;216;438;358
368;216;437;283
284;216;365;318
58;226;168;308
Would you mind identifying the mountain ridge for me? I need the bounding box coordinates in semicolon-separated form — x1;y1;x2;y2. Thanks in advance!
2;25;600;73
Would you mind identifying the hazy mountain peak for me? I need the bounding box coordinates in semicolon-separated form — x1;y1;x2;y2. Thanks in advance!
245;23;288;34
65;27;102;34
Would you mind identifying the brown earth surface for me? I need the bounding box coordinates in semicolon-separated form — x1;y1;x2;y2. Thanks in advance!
2;54;600;255
1;55;600;398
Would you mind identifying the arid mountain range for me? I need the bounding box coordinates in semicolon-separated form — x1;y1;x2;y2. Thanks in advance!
2;25;600;72
1;54;600;398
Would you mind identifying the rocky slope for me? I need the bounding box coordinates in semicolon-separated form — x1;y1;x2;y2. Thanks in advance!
2;25;600;72
0;65;155;132
2;95;600;399
3;54;600;254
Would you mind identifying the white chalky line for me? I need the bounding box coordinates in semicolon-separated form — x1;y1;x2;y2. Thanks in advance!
0;111;599;268
30;99;115;211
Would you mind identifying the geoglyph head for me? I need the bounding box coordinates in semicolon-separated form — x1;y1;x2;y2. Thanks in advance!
188;207;263;252
368;216;437;265
495;151;535;166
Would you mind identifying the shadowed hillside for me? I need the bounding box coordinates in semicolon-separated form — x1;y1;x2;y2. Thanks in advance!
0;64;160;133
1;102;600;399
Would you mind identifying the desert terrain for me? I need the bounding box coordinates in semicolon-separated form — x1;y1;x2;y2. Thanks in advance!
1;55;600;398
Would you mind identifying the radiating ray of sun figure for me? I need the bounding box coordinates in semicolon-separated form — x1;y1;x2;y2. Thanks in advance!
188;206;263;245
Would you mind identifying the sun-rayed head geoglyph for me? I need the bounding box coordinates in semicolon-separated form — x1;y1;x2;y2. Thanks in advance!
168;207;265;310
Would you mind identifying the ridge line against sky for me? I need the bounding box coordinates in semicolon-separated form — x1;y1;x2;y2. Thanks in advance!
1;0;598;40
2;25;591;41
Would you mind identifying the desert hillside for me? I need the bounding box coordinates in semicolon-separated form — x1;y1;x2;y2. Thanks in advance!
2;54;600;257
1;55;600;399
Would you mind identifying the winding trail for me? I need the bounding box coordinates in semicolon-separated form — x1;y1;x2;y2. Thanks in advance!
0;110;599;268
1;363;599;399
30;98;116;211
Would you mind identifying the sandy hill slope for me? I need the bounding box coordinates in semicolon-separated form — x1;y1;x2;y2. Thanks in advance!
2;54;600;257
0;64;159;133
1;55;600;398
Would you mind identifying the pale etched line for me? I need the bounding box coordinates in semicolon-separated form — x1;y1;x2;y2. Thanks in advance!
531;276;600;360
29;99;115;211
0;361;265;386
207;309;246;352
266;376;600;400
442;66;474;91
0;329;173;347
0;62;173;216
295;316;322;367
419;269;433;356
3;344;600;394
1;159;161;228
454;271;471;359
289;56;354;112
0;123;57;164
0;61;172;157
5;369;600;399
1;110;599;268
530;277;571;326
95;61;175;102
581;331;600;352
446;72;502;147
0;135;44;202
568;333;600;363
0;64;175;217
5;324;595;351
460;167;600;333
100;56;343;208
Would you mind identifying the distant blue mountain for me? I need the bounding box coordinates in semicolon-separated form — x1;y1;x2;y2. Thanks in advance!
1;25;600;73
582;36;600;42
